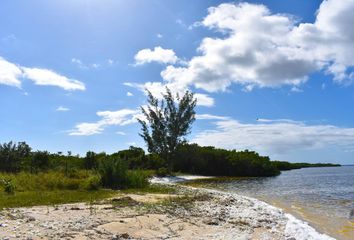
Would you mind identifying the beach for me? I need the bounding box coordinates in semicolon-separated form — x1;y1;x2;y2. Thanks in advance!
0;177;335;240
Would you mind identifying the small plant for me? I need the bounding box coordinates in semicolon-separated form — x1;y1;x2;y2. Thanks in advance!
1;179;15;194
82;175;101;190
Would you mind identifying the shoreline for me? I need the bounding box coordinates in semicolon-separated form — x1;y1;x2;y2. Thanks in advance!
152;175;337;240
0;178;337;239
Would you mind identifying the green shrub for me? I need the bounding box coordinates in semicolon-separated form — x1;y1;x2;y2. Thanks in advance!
126;170;149;188
0;170;102;192
99;158;149;189
82;175;101;190
0;179;15;194
99;158;128;189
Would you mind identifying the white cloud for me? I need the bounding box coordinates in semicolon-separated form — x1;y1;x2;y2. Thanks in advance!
22;67;85;91
96;109;138;126
159;1;354;92
124;81;214;107
0;57;22;88
69;122;104;136
156;33;163;38
0;56;85;91
194;93;214;107
193;118;354;155
134;46;178;65
196;114;229;120
126;91;133;97
116;131;126;135
69;109;139;136
56;106;70;112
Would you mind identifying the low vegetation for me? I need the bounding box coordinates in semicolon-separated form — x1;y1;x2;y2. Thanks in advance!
271;161;340;171
0;190;115;209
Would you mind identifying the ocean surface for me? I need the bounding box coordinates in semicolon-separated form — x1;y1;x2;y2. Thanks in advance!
198;166;354;240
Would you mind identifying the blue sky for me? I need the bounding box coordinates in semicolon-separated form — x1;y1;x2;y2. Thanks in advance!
1;0;354;164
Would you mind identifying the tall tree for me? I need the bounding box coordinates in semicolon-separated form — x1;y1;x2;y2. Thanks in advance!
84;151;97;169
0;141;31;172
138;88;197;170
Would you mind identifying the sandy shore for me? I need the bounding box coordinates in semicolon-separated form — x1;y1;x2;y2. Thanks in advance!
0;180;335;240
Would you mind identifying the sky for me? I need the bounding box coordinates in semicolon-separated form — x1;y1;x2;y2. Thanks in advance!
1;0;354;165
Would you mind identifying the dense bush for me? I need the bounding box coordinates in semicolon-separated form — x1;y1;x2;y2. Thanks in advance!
173;144;280;177
0;141;31;172
0;141;340;183
272;161;340;171
99;158;148;189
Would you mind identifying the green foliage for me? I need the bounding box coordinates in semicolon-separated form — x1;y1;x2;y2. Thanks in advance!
82;175;101;190
173;144;280;177
84;151;98;170
0;179;15;194
126;170;149;188
156;167;169;177
111;146;146;169
32;151;49;172
145;154;166;169
138;88;197;169
0;171;98;191
99;158;128;189
272;161;341;171
0;141;31;172
0;190;115;209
99;158;149;189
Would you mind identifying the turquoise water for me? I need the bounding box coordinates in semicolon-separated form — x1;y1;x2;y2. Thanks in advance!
200;166;354;239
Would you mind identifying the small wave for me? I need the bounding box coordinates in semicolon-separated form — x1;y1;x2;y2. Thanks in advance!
285;214;335;240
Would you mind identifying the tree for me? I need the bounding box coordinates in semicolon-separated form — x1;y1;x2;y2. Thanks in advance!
0;141;31;172
138;88;197;170
32;151;49;172
84;151;97;169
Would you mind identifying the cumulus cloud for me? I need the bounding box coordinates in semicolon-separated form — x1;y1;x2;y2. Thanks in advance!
159;0;354;92
0;56;85;91
69;109;139;136
134;46;178;65
193;117;354;155
56;106;70;112
124;81;214;107
0;57;22;88
22;67;85;91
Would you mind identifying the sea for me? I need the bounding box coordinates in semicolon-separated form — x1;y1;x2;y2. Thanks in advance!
198;166;354;240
